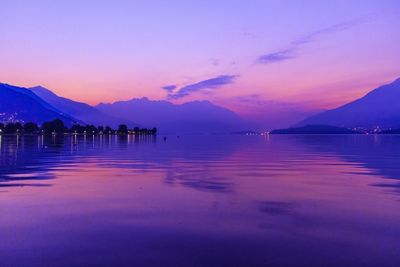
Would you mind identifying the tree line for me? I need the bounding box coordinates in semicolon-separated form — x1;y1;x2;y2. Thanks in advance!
0;119;157;135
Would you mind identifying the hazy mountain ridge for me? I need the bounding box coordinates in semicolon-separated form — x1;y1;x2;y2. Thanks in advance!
271;125;361;134
97;97;253;133
298;78;400;129
1;83;252;133
3;78;400;132
30;86;136;127
0;83;77;125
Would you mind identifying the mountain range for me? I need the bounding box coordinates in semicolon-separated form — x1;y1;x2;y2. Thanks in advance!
298;78;400;129
1;77;400;132
30;86;136;128
271;125;361;134
0;83;251;133
97;98;253;133
0;83;77;125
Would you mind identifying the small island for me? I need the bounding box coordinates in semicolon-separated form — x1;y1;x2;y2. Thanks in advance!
379;129;400;134
270;125;362;135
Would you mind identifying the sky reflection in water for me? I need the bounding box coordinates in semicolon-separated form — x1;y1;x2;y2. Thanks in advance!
1;134;400;267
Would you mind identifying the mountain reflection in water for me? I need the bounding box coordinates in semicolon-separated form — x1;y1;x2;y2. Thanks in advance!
1;134;399;267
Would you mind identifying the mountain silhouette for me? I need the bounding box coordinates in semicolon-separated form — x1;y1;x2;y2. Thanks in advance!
271;125;360;134
30;86;137;127
0;83;77;124
97;98;252;133
298;78;400;129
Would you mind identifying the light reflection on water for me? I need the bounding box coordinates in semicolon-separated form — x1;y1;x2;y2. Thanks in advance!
1;134;400;267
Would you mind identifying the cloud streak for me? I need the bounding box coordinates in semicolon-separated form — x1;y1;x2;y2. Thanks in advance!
166;75;238;99
258;49;294;64
161;85;177;93
257;16;374;64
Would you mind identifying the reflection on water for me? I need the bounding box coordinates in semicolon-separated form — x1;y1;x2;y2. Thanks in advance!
1;135;400;267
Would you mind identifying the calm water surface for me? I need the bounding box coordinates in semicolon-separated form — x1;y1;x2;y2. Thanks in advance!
1;134;400;267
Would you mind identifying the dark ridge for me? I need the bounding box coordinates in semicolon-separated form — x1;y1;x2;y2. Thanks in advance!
270;125;361;135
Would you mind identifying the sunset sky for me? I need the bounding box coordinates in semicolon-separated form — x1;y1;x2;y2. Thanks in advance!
1;0;399;121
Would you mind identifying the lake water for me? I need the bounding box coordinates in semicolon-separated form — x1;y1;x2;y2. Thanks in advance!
1;134;400;267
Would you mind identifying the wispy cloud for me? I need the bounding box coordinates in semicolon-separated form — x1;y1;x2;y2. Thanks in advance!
257;16;374;64
166;75;238;99
161;85;177;93
258;50;294;64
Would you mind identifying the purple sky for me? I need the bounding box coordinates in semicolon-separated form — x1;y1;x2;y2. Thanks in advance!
1;0;399;121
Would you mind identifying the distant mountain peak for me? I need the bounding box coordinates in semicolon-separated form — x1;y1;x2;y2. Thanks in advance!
130;97;171;104
96;97;252;133
31;85;47;90
393;77;400;84
31;85;51;90
30;85;58;96
0;83;77;124
297;77;400;129
128;97;149;101
30;85;137;127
